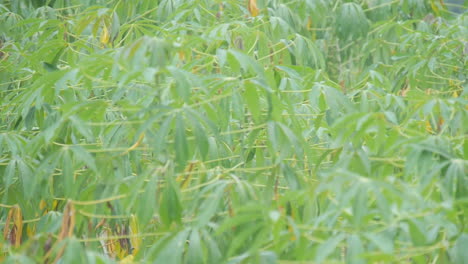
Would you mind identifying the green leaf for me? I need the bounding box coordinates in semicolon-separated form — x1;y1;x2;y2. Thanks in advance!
315;233;345;263
168;66;191;103
365;232;394;254
152;115;174;155
3;159;17;201
186;229;205;264
43;62;59;72
336;3;369;40
352;185;368;228
61;237;87;264
70;146;96;172
347;235;365;264
154;230;189;263
229;49;264;79
189;115;209;160
452;234;468;264
244;81;261;123
159;177;182;226
407;219;427;246
175;114;189;168
196;182;226;226
281;163;301;190
37;211;63;233
61;150;74;196
111;11;120;40
138;173;158;227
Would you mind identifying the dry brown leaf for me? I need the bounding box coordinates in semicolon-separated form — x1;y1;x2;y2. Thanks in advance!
99;227;117;259
49;201;76;264
58;201;75;240
3;205;23;247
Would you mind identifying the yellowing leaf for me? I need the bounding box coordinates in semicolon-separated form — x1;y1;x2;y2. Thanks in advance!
437;116;444;130
52;200;59;210
425;120;434;134
248;0;259;17
121;133;145;156
430;0;440;16
177;162;196;190
178;51;185;61
129;215;141;256
39;200;47;210
120;255;134;264
115;235;128;260
27;224;35;238
307;17;312;31
100;25;110;45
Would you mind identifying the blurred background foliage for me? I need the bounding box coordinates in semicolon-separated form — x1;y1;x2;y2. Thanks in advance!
0;0;467;263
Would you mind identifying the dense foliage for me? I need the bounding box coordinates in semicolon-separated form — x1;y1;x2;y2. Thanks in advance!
1;0;467;263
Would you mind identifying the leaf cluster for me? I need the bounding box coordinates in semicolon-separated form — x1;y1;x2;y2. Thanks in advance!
0;0;467;263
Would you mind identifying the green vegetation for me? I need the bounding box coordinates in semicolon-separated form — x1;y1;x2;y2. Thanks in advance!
0;0;467;263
